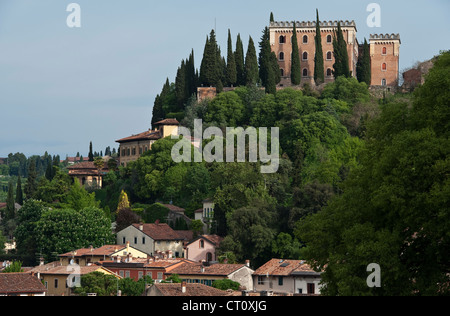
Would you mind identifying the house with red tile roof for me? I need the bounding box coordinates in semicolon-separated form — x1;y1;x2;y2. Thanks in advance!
0;273;47;296
116;222;193;258
30;261;120;296
67;160;109;188
145;281;229;296
252;259;322;295
58;243;149;266
100;257;193;282
185;234;223;263
165;261;254;291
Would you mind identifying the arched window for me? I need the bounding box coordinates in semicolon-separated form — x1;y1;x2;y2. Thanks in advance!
280;68;284;77
327;35;332;43
302;68;308;77
382;63;387;71
326;68;332;77
302;51;308;61
382;47;387;55
302;35;308;44
279;35;286;44
381;78;387;86
279;52;285;61
326;51;332;60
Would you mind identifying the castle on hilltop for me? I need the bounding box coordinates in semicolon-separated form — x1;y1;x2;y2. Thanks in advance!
269;20;401;87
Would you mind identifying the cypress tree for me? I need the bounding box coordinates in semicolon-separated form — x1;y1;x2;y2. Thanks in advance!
186;49;197;96
6;180;15;221
259;27;279;94
290;22;301;85
175;60;187;109
332;22;350;78
226;29;237;87
200;30;222;88
314;9;325;85
235;34;245;86
88;142;94;162
244;36;259;86
15;176;23;206
24;159;37;200
357;38;371;85
270;12;274;23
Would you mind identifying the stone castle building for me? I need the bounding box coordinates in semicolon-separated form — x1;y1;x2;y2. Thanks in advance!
269;20;400;87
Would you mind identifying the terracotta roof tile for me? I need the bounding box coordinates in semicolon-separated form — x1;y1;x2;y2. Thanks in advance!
151;283;228;296
253;259;318;276
131;223;192;241
161;204;185;212
167;262;247;276
115;130;162;143
0;273;47;294
58;245;125;258
153;119;180;126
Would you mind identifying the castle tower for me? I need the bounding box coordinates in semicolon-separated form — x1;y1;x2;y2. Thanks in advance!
269;20;359;86
369;34;401;87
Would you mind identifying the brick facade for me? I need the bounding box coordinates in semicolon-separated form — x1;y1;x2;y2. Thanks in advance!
269;20;400;87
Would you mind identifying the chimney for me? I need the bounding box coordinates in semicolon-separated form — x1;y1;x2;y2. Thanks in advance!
126;241;130;254
245;260;250;267
201;266;205;273
181;281;187;294
139;222;144;231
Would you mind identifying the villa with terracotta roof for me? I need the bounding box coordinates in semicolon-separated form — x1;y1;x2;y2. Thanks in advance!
67;160;109;188
253;259;322;295
116;119;180;167
100;257;193;282
58;243;149;266
116;222;193;258
165;261;254;290
185;234;223;263
30;261;120;296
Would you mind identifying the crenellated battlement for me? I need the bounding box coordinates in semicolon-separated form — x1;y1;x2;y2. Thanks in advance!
270;20;356;29
370;33;401;43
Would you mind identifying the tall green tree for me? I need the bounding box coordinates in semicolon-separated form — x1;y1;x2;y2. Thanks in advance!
15;175;23;205
235;33;245;86
270;12;274;23
314;9;325;85
175;59;187;110
356;38;371;85
226;29;237;87
332;22;350;78
88;142;94;162
200;30;222;88
5;180;15;221
244;36;259;86
24;159;37;199
290;22;301;85
259;27;280;94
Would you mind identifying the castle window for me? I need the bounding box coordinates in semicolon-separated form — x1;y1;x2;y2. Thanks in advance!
327;35;332;43
381;79;387;86
302;68;308;77
326;68;332;77
326;51;332;60
279;52;285;61
382;63;387;71
302;51;308;61
279;35;286;44
382;47;387;55
302;35;308;44
280;68;284;77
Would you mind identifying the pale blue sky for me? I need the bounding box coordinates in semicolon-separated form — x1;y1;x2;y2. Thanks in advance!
0;0;449;158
